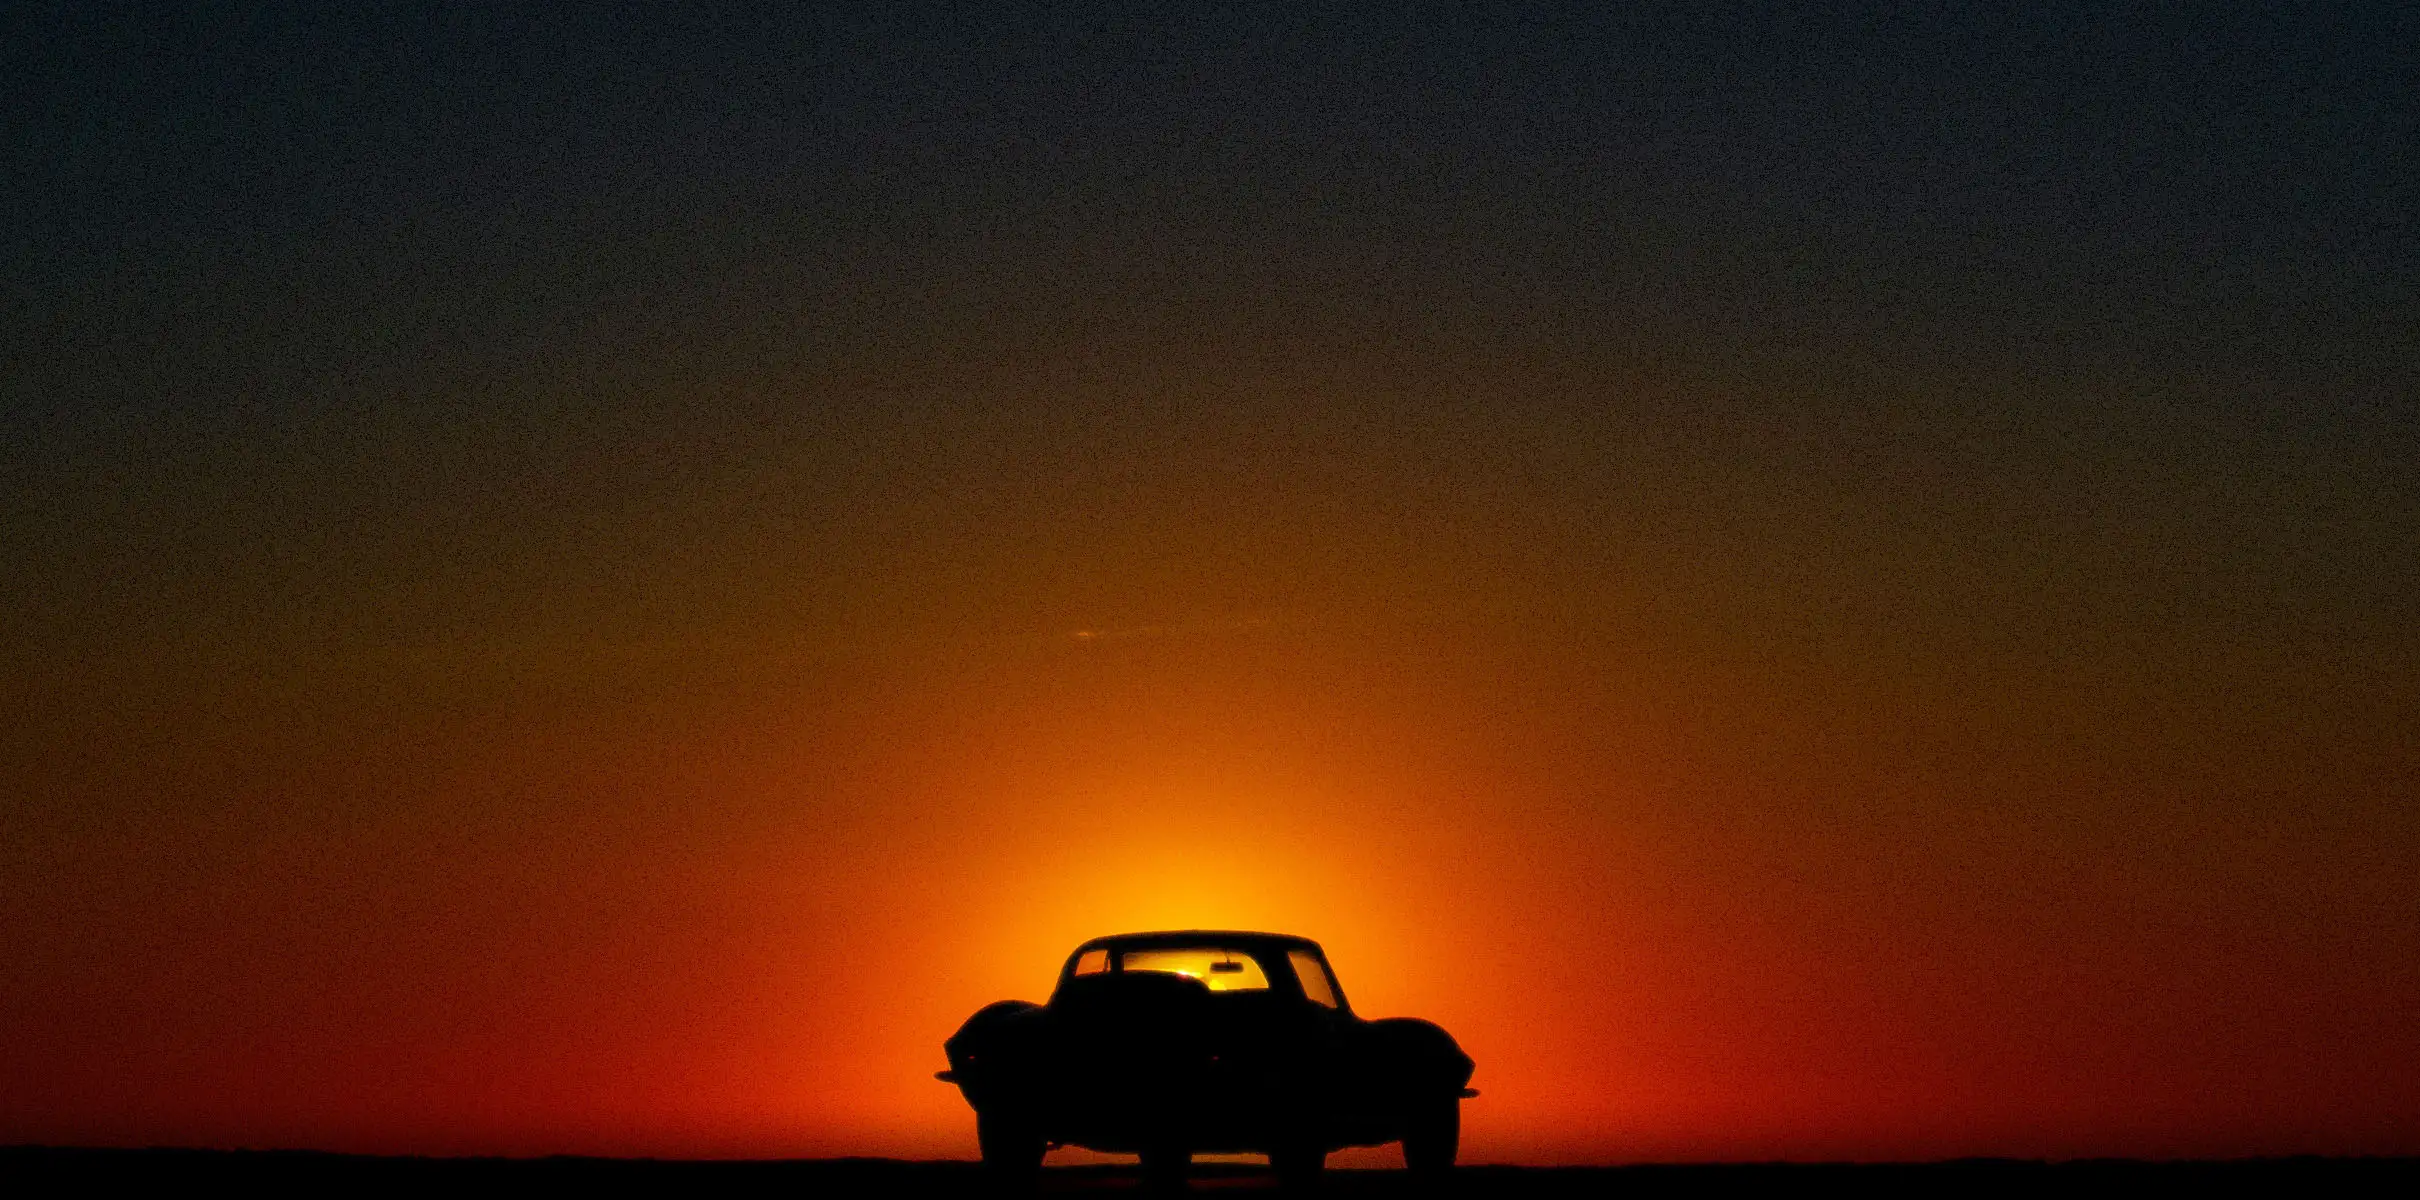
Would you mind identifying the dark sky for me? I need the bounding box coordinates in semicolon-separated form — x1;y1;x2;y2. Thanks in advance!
8;4;2415;635
3;2;2416;1159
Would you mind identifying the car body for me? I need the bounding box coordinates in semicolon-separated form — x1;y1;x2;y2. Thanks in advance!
937;931;1475;1183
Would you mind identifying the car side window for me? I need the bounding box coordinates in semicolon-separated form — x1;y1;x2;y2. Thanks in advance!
1073;948;1110;975
1288;949;1339;1008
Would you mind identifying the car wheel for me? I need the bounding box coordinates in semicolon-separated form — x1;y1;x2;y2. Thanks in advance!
976;1109;1045;1180
1270;1144;1326;1189
1139;1145;1190;1190
1402;1095;1459;1176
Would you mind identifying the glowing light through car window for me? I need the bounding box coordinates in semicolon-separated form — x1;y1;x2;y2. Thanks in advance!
1119;948;1269;991
1288;949;1339;1008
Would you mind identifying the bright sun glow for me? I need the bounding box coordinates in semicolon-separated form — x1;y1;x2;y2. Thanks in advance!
1119;947;1270;991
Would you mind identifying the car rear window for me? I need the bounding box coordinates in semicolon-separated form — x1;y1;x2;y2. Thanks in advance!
1119;947;1269;991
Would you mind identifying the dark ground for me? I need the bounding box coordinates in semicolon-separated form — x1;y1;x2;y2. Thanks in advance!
4;1148;2415;1198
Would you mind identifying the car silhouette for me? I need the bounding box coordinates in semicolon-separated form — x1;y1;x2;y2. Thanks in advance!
937;930;1475;1186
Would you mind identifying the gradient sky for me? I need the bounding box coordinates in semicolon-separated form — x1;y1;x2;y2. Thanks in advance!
3;2;2416;1163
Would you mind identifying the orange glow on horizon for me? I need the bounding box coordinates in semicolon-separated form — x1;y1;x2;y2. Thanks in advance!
5;424;2416;1165
11;3;2419;1169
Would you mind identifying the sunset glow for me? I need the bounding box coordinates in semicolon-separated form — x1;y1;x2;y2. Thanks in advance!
4;3;2415;1169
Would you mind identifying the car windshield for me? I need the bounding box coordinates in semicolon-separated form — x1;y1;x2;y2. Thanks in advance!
1118;946;1270;991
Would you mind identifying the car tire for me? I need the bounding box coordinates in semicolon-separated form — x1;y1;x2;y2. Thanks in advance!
1402;1095;1459;1176
1139;1145;1190;1190
976;1109;1045;1180
1271;1144;1326;1189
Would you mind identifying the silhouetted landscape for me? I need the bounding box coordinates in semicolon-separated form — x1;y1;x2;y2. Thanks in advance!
6;1149;2416;1197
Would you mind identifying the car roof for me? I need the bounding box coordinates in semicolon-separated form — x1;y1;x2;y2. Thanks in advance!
1073;930;1323;955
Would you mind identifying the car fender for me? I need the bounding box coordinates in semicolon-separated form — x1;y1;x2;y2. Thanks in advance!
1365;1016;1476;1092
941;999;1044;1098
946;999;1041;1059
